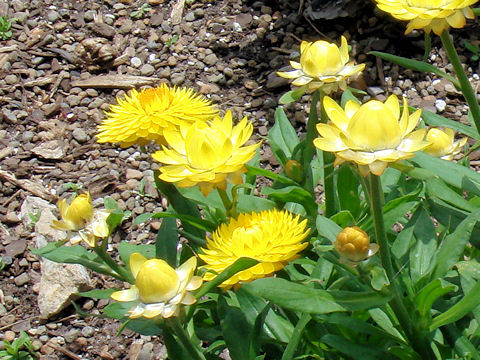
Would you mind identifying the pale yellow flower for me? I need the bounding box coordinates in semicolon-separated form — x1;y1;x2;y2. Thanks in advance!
199;210;310;289
335;226;379;263
51;192;110;247
314;95;430;176
111;253;202;319
277;36;365;94
424;127;468;160
375;0;477;35
97;84;217;147
152;110;261;196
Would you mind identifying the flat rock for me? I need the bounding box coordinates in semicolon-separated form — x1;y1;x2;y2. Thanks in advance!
31;140;66;160
5;238;27;257
89;23;116;38
20;196;54;228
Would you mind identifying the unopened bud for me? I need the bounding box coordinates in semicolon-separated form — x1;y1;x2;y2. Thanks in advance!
335;226;378;262
285;160;304;183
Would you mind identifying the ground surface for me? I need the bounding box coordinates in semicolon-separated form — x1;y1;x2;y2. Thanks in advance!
1;0;480;358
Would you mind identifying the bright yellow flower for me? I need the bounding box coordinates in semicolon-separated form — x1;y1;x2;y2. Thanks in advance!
424;127;468;160
111;253;202;319
375;0;477;35
199;210;310;289
314;95;430;176
277;36;365;94
152;110;261;196
335;226;379;263
51;192;110;247
97;84;217;147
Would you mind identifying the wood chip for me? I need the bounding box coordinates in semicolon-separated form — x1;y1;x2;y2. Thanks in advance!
171;0;186;25
0;170;56;202
0;45;18;53
24;75;58;87
71;74;160;89
0;146;13;160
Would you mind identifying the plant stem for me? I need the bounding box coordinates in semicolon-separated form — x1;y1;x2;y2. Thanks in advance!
94;241;135;284
440;30;480;133
368;174;434;359
302;90;320;195
320;96;335;218
217;188;236;218
167;317;206;360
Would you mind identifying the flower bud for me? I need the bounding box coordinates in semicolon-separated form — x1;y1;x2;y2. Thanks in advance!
285;160;304;183
424;128;467;161
135;259;180;304
335;226;377;262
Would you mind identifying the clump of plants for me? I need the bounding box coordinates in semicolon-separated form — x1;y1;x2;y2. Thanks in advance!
33;1;480;358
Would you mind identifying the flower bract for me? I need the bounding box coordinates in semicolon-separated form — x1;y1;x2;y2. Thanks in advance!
152;110;261;196
374;0;477;35
97;84;217;147
111;253;202;319
199;210;310;289
52;192;110;247
424;127;467;160
335;226;378;263
277;36;365;94
314;95;430;176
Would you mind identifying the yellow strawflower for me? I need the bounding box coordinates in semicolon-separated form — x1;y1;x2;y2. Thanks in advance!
52;192;110;247
111;253;202;319
277;36;365;94
97;84;217;147
152;110;261;196
375;0;477;35
199;210;310;289
424;127;467;160
335;226;379;263
314;95;430;177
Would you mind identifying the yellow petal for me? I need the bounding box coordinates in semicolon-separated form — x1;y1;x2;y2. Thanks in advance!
135;259;180;303
111;287;139;302
129;252;147;279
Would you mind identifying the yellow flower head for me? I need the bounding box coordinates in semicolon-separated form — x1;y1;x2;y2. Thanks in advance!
51;192;110;247
424;127;468;160
277;36;365;94
199;210;310;289
111;253;203;319
152;110;261;196
314;95;430;176
335;226;379;263
97;84;217;147
375;0;477;35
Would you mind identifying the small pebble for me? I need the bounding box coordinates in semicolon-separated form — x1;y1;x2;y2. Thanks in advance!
435;99;447;112
131;57;142;68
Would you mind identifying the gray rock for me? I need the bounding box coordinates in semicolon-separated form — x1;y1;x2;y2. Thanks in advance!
11;0;27;12
184;11;195;21
20;196;55;229
31;140;66;160
47;10;60;22
140;64;155;76
266;71;289;89
126;168;143;180
14;272;30;286
81;326;95;337
5;74;18;85
367;86;384;96
204;54;218;66
22;130;35;142
72;128;88;143
64;328;81;343
89;23;116;38
171;72;185;85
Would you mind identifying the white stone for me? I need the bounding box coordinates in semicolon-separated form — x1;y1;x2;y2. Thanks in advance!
435;99;447;112
130;56;142;68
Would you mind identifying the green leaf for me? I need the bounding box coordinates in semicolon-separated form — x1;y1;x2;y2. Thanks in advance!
178;185;224;210
154;175;205;240
243;278;390;314
33;243;116;277
430;281;480;330
103;301;134;319
425;178;474;212
321;334;386;360
370;266;390;291
368;308;406;343
195;258;259;298
316;214;342;243
77;288;117;299
336;165;361;218
118;242;155;266
163;327;190;360
281;313;310;360
236;194;276;213
124;318;163;336
236;287;293;344
268;107;300;166
340;88;362;107
156;216;178;267
134;211;215;233
261;185;317;215
370;51;460;88
409;207;437;286
415;279;456;319
421;110;479;140
433;208;480;278
245;165;297;185
279;86;307;104
412;152;480;192
218;296;254;360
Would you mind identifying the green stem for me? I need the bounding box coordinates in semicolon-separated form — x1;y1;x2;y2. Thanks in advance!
167;317;206;360
302;90;320;195
217;188;236;218
281;313;311;360
94;241;135;284
368;174;434;359
440;30;480;133
320;96;335;218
